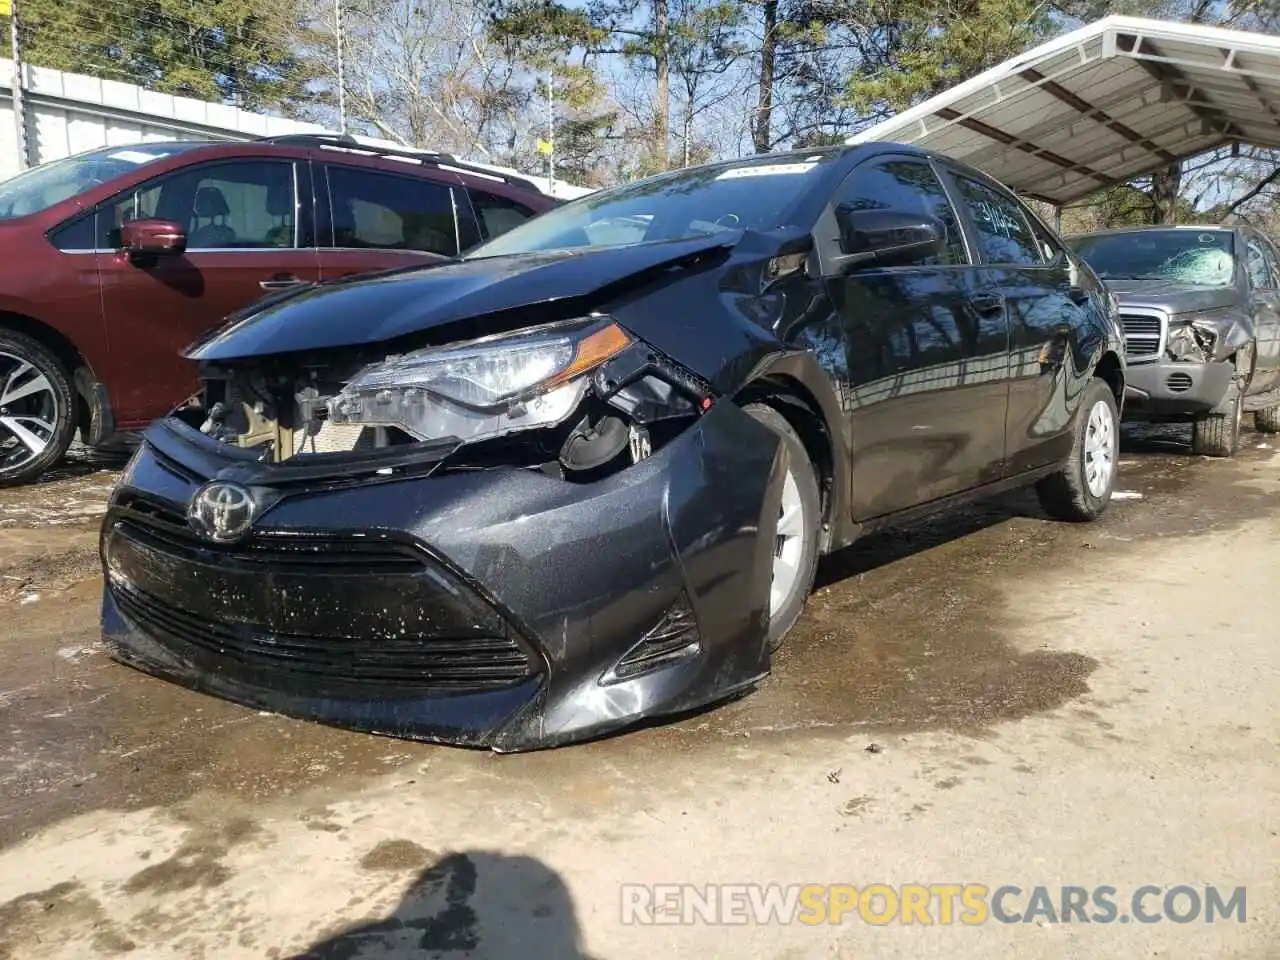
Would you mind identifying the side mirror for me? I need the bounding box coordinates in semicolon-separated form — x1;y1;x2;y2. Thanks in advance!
119;218;187;257
833;207;945;270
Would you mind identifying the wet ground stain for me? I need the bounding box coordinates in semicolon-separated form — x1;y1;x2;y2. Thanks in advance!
1;423;1278;850
360;839;437;873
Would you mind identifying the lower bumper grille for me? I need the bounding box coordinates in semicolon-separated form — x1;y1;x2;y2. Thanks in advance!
105;496;537;694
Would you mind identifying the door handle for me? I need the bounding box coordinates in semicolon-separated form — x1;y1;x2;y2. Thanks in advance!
968;292;1006;315
259;274;305;290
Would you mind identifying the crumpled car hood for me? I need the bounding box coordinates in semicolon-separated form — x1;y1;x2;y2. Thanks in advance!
1105;279;1240;315
185;233;738;361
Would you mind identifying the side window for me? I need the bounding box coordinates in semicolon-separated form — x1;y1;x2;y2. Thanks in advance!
97;161;296;250
1025;210;1066;263
327;166;458;256
50;213;98;251
1246;237;1277;290
951;175;1044;266
470;189;537;241
834;159;968;266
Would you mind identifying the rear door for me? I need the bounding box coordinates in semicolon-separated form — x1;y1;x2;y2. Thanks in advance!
1244;231;1280;393
823;155;1009;519
315;163;470;281
97;158;320;425
941;168;1087;477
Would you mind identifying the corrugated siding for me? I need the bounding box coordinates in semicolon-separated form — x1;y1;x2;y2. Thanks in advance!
0;58;326;180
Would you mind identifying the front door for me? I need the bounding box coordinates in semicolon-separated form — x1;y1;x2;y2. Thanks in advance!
823;156;1010;520
97;159;320;426
1244;232;1280;394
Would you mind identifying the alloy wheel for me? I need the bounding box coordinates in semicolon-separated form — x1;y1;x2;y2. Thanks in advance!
1082;398;1115;499
770;461;806;618
0;350;60;478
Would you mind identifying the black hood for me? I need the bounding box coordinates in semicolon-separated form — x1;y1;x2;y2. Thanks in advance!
185;233;740;361
1105;279;1240;315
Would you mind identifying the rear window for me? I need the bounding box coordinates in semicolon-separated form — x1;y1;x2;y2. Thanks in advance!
0;143;205;219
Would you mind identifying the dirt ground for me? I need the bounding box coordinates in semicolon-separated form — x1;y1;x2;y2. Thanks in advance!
0;428;1277;959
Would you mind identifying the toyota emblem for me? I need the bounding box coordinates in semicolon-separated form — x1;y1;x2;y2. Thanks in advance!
187;480;257;543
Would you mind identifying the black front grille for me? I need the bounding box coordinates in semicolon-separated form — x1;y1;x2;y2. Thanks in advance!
1121;313;1164;361
105;495;538;694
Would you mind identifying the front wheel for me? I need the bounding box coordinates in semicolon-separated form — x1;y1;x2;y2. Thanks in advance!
1035;378;1119;522
0;330;77;487
1191;383;1242;458
742;403;820;652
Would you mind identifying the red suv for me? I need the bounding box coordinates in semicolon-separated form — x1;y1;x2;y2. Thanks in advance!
0;133;559;484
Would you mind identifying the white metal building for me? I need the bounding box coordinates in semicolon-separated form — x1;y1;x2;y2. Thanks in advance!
0;58;592;199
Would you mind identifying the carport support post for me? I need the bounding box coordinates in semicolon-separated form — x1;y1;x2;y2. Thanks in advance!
8;0;27;171
1053;204;1062;234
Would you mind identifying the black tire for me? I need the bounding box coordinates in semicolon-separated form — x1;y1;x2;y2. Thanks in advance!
1191;383;1242;458
1254;405;1280;434
0;329;77;487
743;402;820;652
1035;377;1119;522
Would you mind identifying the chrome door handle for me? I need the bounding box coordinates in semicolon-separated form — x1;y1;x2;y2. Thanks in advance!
259;275;304;290
968;292;1006;315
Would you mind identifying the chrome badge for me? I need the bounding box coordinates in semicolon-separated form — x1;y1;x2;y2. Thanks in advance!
187;481;257;543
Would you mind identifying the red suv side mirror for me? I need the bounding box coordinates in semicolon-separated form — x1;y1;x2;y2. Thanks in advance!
120;218;187;256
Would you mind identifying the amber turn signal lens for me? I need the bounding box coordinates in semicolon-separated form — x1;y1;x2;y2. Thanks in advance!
545;322;632;389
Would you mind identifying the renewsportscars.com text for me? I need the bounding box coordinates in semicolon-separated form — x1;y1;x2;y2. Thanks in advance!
620;883;1247;926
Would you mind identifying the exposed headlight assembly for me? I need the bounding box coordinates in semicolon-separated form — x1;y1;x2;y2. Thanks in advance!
1166;319;1217;363
328;316;632;443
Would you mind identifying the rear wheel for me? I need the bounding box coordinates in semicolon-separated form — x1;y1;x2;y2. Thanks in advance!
1036;377;1119;522
743;403;820;651
0;330;76;487
1254;405;1280;434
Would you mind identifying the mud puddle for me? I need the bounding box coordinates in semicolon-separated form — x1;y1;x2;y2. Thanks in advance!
2;427;1278;847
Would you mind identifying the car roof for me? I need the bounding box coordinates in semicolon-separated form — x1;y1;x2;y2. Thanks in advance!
1066;224;1236;239
104;136;555;201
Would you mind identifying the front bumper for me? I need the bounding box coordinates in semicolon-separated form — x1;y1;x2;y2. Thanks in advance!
1121;360;1234;420
100;403;785;752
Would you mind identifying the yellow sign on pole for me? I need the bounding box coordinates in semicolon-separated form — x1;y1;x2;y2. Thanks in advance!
536;138;553;156
0;1;12;17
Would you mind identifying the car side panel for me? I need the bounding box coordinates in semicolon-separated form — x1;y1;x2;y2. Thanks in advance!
820;266;1008;519
1244;231;1280;394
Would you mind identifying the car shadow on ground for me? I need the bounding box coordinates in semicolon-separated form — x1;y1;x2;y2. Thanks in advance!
285;850;602;960
30;444;132;484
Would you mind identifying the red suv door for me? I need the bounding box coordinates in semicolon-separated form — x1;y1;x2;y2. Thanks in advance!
315;161;469;281
96;158;320;425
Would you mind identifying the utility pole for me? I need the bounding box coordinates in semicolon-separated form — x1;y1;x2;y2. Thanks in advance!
7;0;28;171
546;70;554;194
335;0;347;134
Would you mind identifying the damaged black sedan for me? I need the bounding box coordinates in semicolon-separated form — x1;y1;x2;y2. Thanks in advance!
101;144;1126;751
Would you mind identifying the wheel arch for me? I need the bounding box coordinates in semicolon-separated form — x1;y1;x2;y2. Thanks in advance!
0;311;94;432
732;351;854;553
1093;349;1124;410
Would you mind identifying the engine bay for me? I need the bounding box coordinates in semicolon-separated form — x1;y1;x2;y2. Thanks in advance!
180;335;712;484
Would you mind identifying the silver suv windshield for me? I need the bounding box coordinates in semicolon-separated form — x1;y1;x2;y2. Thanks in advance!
1071;229;1237;287
0;143;205;219
464;151;842;259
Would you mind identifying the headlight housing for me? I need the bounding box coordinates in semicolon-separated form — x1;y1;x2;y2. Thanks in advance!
1166;318;1217;363
328;316;632;443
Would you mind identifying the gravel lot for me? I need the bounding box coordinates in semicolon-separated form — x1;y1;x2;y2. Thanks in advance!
0;426;1277;959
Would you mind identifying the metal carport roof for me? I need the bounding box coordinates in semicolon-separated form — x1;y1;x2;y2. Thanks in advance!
847;15;1280;206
